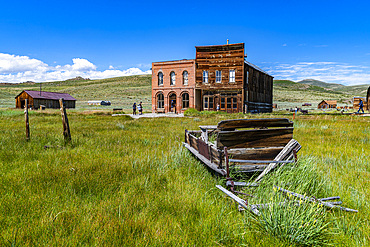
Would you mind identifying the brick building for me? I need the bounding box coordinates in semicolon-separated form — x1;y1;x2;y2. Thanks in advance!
151;42;273;113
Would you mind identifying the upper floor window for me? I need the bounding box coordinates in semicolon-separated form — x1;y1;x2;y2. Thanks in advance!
170;71;176;85
203;71;209;83
183;71;188;85
158;72;163;86
216;70;222;83
229;70;235;83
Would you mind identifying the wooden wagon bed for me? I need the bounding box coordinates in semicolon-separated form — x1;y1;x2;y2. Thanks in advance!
183;118;301;177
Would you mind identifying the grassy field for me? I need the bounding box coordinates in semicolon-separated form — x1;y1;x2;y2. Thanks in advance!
0;76;369;246
0;75;152;111
0;108;369;246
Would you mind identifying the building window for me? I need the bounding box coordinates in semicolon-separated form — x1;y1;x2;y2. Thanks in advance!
216;70;222;83
203;71;209;83
203;92;214;111
157;93;164;109
182;93;189;109
229;70;235;83
158;72;163;86
170;71;176;85
183;71;188;85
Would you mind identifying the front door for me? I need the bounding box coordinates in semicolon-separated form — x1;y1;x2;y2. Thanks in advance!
169;93;177;113
220;94;238;113
203;95;214;111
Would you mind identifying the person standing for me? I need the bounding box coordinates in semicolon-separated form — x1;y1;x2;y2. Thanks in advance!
358;99;364;113
138;102;143;115
132;103;137;115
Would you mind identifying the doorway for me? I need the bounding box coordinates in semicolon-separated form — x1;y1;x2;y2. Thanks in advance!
169;93;177;113
220;93;238;113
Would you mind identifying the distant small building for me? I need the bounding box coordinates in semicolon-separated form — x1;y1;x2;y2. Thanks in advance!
317;100;337;109
15;90;76;109
353;97;367;111
88;100;111;106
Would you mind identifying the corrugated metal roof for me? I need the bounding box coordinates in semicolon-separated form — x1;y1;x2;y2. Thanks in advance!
19;90;76;101
244;60;271;76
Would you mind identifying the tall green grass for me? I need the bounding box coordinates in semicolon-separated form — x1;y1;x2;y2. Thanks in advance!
0;110;368;246
241;158;332;246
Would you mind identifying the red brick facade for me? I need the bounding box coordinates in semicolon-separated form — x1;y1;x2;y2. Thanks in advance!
152;59;196;113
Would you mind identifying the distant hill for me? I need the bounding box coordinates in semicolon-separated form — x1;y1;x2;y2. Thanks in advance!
297;79;346;91
297;79;370;95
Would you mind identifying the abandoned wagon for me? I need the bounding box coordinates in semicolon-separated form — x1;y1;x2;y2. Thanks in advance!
15;90;76;109
184;118;301;178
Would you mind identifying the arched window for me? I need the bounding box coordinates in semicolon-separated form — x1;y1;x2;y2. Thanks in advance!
183;71;188;85
182;93;189;109
158;72;163;86
170;71;175;85
157;93;164;109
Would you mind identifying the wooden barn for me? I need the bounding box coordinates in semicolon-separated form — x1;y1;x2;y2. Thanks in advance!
353;97;368;111
317;100;337;109
15;90;76;109
152;42;274;113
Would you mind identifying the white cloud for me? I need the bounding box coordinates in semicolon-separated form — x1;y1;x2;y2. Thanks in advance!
0;53;48;74
0;53;151;83
283;44;287;47
265;61;370;86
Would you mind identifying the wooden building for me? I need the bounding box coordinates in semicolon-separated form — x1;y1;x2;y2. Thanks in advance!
317;100;337;109
151;43;273;113
353;97;368;111
15;90;76;109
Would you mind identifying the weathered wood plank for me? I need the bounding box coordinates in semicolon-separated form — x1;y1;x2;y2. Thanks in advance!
319;196;340;201
59;98;71;141
216;185;260;215
217;128;293;149
187;132;199;151
253;139;301;182
217;118;293;130
274;186;358;213
226;147;283;161
229;159;294;164
183;143;226;176
226;181;259;187
24;99;30;141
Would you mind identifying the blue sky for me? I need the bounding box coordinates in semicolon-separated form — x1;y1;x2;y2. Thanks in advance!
1;0;370;85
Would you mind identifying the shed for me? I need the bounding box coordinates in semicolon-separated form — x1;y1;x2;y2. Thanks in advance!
353;97;367;111
15;90;76;109
317;100;337;109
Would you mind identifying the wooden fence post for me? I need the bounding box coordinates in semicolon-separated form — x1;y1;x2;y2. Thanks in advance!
25;99;30;140
59;98;71;141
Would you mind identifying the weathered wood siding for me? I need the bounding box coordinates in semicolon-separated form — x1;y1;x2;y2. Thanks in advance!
245;64;273;113
195;43;245;113
15;91;34;108
195;43;245;88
